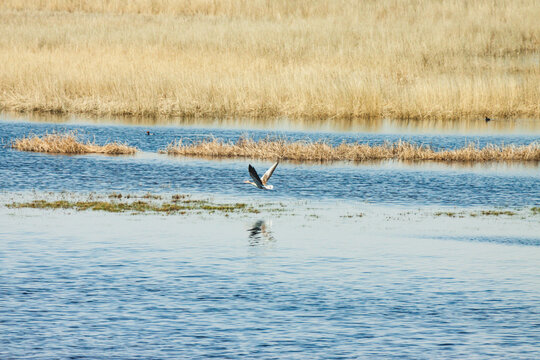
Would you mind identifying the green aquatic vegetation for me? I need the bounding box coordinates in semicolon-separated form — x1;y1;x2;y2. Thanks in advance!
479;210;517;216
267;208;286;213
109;193;162;200
6;199;261;215
434;211;457;217
340;213;364;218
7;200;154;213
468;210;516;217
171;194;189;202
531;207;540;215
142;193;162;200
434;209;519;217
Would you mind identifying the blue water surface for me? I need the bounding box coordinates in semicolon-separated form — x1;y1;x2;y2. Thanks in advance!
1;119;539;207
1;211;539;359
1;115;540;359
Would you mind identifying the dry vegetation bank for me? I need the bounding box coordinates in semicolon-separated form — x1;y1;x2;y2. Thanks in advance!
164;138;540;162
0;0;539;120
11;132;136;154
0;0;540;119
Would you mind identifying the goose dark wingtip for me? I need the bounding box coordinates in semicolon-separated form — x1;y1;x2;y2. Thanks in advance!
248;164;264;188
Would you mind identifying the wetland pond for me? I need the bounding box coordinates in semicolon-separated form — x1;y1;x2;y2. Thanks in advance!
1;113;539;359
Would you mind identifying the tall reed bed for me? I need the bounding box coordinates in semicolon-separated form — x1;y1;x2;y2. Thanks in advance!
12;132;137;154
0;0;539;120
164;138;540;162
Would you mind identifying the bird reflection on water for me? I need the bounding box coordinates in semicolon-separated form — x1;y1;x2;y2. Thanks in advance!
247;220;275;246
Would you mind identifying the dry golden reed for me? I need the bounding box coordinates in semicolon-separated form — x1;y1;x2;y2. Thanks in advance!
0;0;539;120
164;138;540;162
12;132;137;154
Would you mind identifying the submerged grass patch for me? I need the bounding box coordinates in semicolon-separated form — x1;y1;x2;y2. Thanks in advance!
479;210;517;216
340;213;365;218
435;211;459;217
164;138;540;162
2;192;534;222
11;132;136;155
435;209;521;217
109;192;162;200
5;193;264;215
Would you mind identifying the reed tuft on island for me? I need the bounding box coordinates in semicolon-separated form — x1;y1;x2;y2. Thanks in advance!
12;132;137;155
163;138;540;162
0;0;539;120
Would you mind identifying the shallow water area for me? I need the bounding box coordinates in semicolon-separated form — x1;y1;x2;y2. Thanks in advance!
1;113;540;358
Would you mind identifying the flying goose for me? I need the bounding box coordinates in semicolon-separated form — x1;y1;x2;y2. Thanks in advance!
244;161;279;190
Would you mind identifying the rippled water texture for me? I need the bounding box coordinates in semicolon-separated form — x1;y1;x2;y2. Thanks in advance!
1;113;540;359
1;116;539;207
1;210;539;359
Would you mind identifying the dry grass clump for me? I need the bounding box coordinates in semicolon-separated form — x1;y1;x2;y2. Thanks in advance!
0;1;539;120
12;132;136;154
164;138;540;162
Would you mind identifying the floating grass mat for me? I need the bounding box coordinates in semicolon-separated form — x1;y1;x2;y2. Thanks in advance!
163;138;540;162
11;132;136;155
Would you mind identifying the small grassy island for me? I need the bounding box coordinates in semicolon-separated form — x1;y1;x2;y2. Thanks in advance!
164;138;540;162
11;132;137;155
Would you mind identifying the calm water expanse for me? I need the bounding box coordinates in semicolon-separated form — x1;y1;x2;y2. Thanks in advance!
1;113;539;359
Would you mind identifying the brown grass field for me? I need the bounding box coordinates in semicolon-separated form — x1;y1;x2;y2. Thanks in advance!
0;0;539;120
164;137;540;162
12;132;137;154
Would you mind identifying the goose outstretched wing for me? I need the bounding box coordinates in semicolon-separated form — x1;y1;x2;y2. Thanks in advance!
261;161;279;185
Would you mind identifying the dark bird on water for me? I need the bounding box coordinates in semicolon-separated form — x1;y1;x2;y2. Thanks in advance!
485;117;492;122
146;131;154;135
